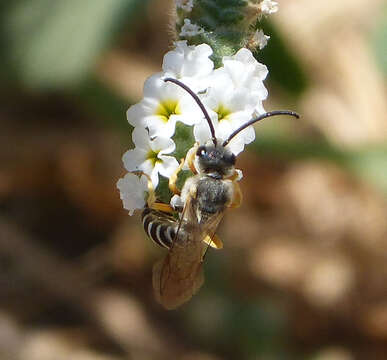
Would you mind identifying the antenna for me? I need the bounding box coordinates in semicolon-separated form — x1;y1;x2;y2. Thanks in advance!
222;110;300;147
164;78;217;146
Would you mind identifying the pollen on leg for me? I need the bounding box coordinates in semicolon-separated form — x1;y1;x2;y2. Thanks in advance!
151;202;175;213
228;181;243;209
203;234;223;249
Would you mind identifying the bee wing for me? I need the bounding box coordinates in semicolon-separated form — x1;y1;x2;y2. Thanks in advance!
152;195;225;310
152;195;203;309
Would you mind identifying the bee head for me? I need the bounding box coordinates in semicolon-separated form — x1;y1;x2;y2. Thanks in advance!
195;142;236;179
163;78;300;175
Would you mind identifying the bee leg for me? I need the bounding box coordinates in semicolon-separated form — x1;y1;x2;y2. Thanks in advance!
203;234;223;250
151;202;175;213
187;143;199;175
132;171;175;214
228;181;243;209
169;158;185;195
227;168;243;181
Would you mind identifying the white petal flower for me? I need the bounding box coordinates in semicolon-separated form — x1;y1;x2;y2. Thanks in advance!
197;72;256;151
259;0;279;15
179;19;205;38
122;127;179;187
127;73;203;138
221;48;268;89
116;173;148;215
176;0;194;12
193;113;247;155
162;40;214;90
253;29;270;50
219;48;269;115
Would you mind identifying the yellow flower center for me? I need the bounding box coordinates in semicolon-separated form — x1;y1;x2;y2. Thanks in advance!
216;104;231;122
155;99;181;123
147;149;161;167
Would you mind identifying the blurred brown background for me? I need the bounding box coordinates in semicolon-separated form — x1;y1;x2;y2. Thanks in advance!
0;1;387;359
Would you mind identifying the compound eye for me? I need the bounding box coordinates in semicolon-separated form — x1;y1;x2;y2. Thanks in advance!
229;153;236;165
224;152;236;165
196;146;207;157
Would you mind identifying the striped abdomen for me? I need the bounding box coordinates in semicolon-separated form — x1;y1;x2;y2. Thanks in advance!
142;208;178;249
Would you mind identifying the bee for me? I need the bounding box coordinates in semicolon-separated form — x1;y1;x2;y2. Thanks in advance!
142;78;299;309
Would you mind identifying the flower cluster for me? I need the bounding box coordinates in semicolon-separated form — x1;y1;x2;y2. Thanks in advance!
259;0;279;15
179;19;205;38
176;0;194;12
117;40;269;215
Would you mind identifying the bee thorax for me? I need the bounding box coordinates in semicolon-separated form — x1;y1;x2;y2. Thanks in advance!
196;177;233;216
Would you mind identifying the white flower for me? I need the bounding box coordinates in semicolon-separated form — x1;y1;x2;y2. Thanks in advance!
127;73;203;138
176;0;194;12
259;0;278;15
117;173;148;215
193;113;247;155
220;48;268;115
221;48;268;92
253;29;270;50
122;127;179;187
162;40;213;90
179;19;205;38
197;72;256;151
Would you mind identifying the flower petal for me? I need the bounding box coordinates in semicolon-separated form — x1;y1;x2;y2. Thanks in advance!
146;115;177;138
163;41;213;80
131;126;151;150
225;136;245;155
152;136;176;155
157;155;179;178
150;167;160;188
122;148;147;172
193;112;219;144
127;102;146;128
116;173;147;215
